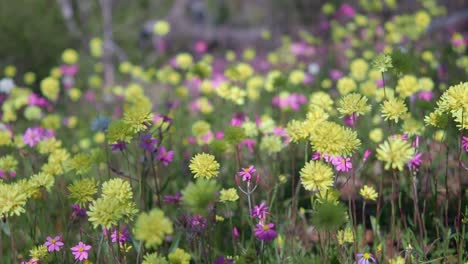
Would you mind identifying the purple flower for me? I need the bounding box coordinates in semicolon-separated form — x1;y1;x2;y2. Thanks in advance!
312;152;321;160
357;252;376;264
189;214;207;233
111;140;126;151
238;166;256;182
139;133;157;152
22;127;54;147
232;227;239;239
462;136;468;152
156;146;174;166
331;156;353;172
71;204;87;218
417;91;433;101
241;139;255;153
254;223;277;241
363;149;372;161
111;227;130;244
409;152;423;172
71;242;91;261
164;193;182;204
230;112;246;126
44;236;64;252
214;256;234;264
251;202;269;221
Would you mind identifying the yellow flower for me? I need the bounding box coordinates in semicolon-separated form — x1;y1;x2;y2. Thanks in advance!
153;20;171;36
437;82;468;114
376;138;414;171
40;77;60;101
260;135;283;155
350;59;369;81
360;185;378;201
135;209;173;248
123;106;153;133
300;161;334;192
0;130;11;146
168;248;191;264
192;121;211;137
68;178;98;206
219;188;239;202
337;77;357;95
189;153;220;179
289;70;305;85
30;245;48;261
337;93;371;116
286;120;309;143
62;49;79;64
380;98;408;123
396;75;419;98
337;227;354;245
309;121;361;157
175;53;193;69
0;182;28;217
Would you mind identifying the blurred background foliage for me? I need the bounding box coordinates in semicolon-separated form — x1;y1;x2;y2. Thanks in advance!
0;0;466;81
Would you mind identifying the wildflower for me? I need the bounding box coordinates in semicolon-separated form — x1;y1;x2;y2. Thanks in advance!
409;152;423;172
259;135;283;155
111;227;130;244
310;121;361;157
389;256;405;264
71;204;87;218
219;188;239;202
30;172;54;192
254;223;277;241
360;185;378;201
139;133;158;152
135;209;173;248
189;153;220;179
44;236;64;252
436;82;468;114
143;252;168;264
40;77;60;101
0;183;28;217
462;136;468;152
252;202;269;220
396;75;419;98
357;252;376;264
21;259;38;264
233;227;240;239
164;193;182;204
62;49;79;64
337;227;354;245
380;98;408;123
312;201;347;231
377;138;415;171
372;53;393;72
156;146;174;166
153;20;170;36
331;156;352;172
30;245;48;261
122;106;153;133
337;93;371;117
188;214;207;233
214;256;234;264
286;120;309;142
168;248;191;264
71;242;92;261
300;161;334;192
337;77;357;95
238;165;256;182
111;140;126;151
23;127;53;147
182;179;219;215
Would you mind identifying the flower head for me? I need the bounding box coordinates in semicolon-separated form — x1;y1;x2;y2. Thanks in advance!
135;208;173;248
337;93;371;117
331;156;352;172
189;153;220;179
168;248;191;264
71;242;92;261
372;53;393;72
139;133;157;152
380;98;408;123
219;188;239;203
357;252;376;264
254;223;277;241
377;138;415;171
156;146;174;166
300;161;334;192
44;236;64;252
238;165;256;182
360;185;378;201
251;202;269;220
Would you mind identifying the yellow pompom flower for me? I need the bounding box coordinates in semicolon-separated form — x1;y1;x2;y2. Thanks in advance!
123;106;153;133
68;88;82;102
189;153;220;179
300;161;334;192
219;188;239;203
309;121;361;157
337;77;357;95
350;59;369;81
135;209;173;248
0;130;12;146
260;135;283;155
29;172;55;192
30;245;48;261
337;93;371;117
289;70;305;85
415;10;431;31
68;178;98;206
90;37;103;58
359;185;378;201
62;49;79;64
376;138;414;171
380;98;408;123
337;227;354;245
396;75;419;98
168;248;191;264
437;82;468;114
0;183;28;217
369;128;384;143
175;53;193;69
40;77;60;101
153;20;171;36
191;121;211;137
23;72;36;85
286;120;309;143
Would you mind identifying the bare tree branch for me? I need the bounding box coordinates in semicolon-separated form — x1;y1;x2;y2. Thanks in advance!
56;0;82;37
99;0;115;89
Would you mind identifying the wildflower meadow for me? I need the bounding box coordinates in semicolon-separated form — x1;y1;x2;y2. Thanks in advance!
0;0;467;263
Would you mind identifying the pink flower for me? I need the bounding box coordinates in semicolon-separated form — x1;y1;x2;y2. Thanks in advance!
230;112;246;126
338;3;356;18
409;152;423;172
363;149;372;161
156;146;174;166
331;156;352;172
22;127;54;147
462;136;468;152
238;166;256;182
312;152;321;160
241;139;255;153
417;91;433;101
44;235;64;252
194;40;208;54
21;259;38;264
71;241;92;261
232;226;239;239
251;202;269;220
254;223;277;241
